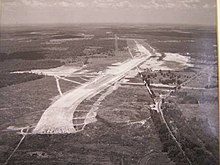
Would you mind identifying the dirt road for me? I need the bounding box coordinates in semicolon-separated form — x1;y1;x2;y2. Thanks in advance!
33;41;152;134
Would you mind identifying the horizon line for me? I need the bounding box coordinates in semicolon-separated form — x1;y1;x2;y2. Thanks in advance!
0;22;216;28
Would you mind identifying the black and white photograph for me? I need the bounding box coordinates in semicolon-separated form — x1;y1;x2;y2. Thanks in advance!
0;0;219;164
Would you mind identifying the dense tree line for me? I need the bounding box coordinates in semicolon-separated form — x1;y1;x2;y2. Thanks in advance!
45;38;127;59
51;35;84;40
153;101;219;165
0;51;45;61
0;73;44;88
0;60;63;72
142;70;186;85
150;109;189;164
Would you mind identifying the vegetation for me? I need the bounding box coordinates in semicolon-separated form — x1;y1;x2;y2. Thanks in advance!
1;28;127;60
0;25;217;164
150;100;219;165
0;73;44;88
177;95;199;104
205;84;218;89
51;35;84;39
142;70;190;85
0;51;45;61
0;59;63;72
0;59;62;88
150;109;190;164
147;35;217;63
187;117;219;161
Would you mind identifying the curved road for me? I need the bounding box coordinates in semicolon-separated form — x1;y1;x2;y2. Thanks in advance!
33;41;152;134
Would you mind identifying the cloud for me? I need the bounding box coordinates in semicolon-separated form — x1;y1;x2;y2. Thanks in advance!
93;0;132;8
1;0;216;10
1;0;216;25
56;1;87;7
114;1;132;8
20;0;45;7
2;0;88;8
138;0;216;9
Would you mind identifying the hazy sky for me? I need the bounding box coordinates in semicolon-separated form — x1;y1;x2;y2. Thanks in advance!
0;0;217;25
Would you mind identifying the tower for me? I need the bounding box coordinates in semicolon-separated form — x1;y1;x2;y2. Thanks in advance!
115;34;118;55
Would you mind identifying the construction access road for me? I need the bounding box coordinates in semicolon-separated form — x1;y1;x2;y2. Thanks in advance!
33;41;152;134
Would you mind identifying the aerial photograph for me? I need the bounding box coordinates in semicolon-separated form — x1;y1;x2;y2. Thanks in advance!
0;0;219;164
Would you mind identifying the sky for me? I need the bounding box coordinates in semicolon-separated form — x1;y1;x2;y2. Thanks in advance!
0;0;217;26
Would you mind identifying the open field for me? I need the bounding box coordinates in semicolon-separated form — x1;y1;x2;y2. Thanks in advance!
4;86;174;165
0;24;218;165
0;26;127;60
